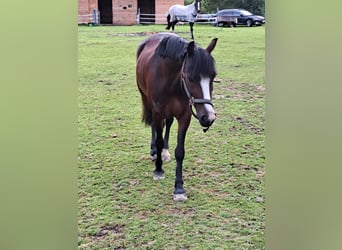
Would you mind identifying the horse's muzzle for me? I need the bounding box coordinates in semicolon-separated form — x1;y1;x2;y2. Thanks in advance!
199;112;216;132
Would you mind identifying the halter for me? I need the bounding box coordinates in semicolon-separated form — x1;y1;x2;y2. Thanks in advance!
180;59;214;121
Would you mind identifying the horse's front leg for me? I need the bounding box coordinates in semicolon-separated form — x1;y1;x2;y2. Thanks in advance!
153;117;165;180
173;116;191;201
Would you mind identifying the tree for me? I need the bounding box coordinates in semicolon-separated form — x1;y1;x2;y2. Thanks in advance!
194;0;265;16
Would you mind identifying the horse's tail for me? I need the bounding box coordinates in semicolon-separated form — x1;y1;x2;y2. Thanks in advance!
138;91;153;126
136;41;146;59
136;40;152;126
166;14;171;30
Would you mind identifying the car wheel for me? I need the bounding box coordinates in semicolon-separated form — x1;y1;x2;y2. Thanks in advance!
246;19;253;27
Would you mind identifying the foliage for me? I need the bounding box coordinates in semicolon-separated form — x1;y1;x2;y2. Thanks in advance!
78;24;265;249
185;0;265;16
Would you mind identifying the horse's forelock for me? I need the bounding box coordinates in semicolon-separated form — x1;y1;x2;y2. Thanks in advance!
186;48;216;81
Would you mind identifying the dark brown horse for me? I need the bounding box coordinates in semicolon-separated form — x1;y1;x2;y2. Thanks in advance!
136;33;218;201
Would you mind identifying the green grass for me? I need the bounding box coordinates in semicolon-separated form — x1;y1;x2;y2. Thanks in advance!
78;24;265;249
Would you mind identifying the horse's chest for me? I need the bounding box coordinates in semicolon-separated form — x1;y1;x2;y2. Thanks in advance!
152;97;184;117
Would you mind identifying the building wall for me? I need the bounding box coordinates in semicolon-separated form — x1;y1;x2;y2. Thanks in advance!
78;0;185;25
155;0;183;24
78;0;98;24
113;0;137;25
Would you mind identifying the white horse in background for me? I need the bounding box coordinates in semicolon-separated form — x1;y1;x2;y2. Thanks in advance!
166;0;201;40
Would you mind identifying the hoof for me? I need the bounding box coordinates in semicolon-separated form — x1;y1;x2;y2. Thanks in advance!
173;193;187;202
161;149;171;162
153;172;165;181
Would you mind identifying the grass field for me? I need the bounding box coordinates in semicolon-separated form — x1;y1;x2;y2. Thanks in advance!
78;24;265;249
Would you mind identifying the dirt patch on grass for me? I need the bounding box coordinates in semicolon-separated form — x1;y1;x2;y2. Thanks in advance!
95;223;125;238
231;115;264;135
169;207;195;216
225;82;265;101
108;31;191;37
109;32;158;37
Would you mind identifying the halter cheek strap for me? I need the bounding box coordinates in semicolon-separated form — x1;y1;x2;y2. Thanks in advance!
180;61;214;120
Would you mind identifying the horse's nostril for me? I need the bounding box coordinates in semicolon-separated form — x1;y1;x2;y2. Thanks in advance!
200;115;207;123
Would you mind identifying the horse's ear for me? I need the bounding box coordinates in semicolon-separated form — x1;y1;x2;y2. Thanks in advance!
206;38;218;54
187;41;195;56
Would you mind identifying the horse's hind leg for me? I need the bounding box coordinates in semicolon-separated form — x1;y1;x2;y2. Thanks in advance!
162;117;174;162
150;117;173;162
166;14;171;30
153;118;165;180
150;124;157;161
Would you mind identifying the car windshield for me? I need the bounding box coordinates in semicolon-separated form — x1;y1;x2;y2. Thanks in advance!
240;10;253;16
219;11;231;15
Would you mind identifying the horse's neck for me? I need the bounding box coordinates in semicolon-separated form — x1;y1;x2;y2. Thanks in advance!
186;2;197;14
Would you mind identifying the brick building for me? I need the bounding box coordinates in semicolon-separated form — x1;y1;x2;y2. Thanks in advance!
78;0;183;25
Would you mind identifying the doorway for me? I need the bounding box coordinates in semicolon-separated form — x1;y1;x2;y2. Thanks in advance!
98;0;113;24
138;0;155;24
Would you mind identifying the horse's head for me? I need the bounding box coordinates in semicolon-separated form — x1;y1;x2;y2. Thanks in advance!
182;38;218;132
195;0;201;13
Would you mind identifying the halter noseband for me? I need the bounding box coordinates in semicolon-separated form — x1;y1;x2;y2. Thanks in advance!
180;59;214;121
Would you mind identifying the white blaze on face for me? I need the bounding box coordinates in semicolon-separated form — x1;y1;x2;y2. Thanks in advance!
200;76;216;122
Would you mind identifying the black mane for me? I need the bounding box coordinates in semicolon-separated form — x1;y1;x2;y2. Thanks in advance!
156;35;189;63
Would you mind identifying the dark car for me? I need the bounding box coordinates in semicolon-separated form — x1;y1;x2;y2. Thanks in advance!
216;9;265;27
